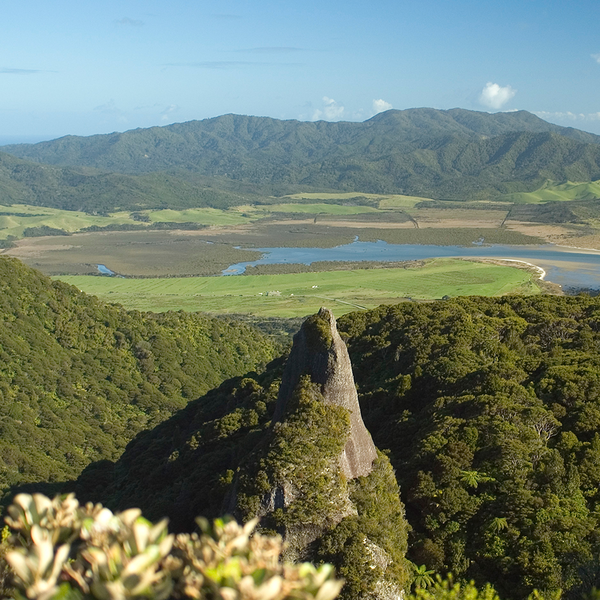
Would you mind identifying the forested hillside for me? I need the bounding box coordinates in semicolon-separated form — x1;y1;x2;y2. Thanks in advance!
5;109;600;173
69;295;600;599
0;151;253;213
338;297;600;599
0;257;277;495
3;109;600;205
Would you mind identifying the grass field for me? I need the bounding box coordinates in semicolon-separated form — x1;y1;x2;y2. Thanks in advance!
499;180;600;204
0;205;259;239
57;258;541;318
256;203;381;215
0;205;139;239
146;208;254;225
280;192;434;209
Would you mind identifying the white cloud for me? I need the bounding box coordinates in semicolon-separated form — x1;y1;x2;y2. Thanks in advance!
479;82;517;110
160;104;179;121
312;97;345;121
535;110;600;122
0;67;45;75
372;99;393;115
592;54;600;64
93;100;128;123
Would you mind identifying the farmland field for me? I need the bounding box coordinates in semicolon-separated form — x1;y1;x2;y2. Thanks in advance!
498;179;600;204
4;183;600;285
0;205;139;239
279;192;434;209
255;203;381;215
57;258;541;318
146;208;254;225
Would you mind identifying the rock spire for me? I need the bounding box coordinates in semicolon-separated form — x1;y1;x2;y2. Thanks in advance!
274;307;377;479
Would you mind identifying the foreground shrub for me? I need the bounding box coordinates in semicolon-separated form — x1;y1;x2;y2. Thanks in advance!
3;493;344;600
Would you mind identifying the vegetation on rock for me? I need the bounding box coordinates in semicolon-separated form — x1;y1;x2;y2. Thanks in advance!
70;310;411;600
234;376;352;534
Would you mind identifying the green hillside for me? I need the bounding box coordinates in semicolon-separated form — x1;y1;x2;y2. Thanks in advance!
0;256;277;495
499;179;600;203
5;109;600;174
3;109;600;205
67;295;600;599
0;151;257;213
339;297;600;599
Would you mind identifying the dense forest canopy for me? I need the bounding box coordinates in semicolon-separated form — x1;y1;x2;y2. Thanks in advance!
0;151;255;213
64;294;600;599
338;296;600;599
0;256;277;495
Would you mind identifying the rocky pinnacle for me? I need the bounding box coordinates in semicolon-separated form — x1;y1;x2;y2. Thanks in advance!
274;307;377;479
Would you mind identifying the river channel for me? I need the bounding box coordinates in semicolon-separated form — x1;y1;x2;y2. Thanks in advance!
222;240;600;290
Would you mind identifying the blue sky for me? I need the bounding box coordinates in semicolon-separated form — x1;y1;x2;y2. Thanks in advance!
2;0;600;142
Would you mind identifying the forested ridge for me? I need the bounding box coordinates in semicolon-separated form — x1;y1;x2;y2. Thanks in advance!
0;256;277;495
339;297;600;598
3;109;600;209
64;294;600;599
0;151;254;213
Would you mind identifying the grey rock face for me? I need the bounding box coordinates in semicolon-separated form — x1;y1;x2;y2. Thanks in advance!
229;309;410;597
275;307;377;479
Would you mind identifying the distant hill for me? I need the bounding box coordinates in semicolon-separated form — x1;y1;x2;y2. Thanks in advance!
0;151;258;213
3;109;600;203
0;256;277;495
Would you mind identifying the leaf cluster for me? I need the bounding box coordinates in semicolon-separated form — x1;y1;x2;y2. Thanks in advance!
1;492;344;600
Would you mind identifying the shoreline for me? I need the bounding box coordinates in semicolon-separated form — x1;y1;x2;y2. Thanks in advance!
487;258;547;281
553;243;600;255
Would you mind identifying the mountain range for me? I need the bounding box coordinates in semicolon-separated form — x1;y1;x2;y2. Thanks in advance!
2;108;600;211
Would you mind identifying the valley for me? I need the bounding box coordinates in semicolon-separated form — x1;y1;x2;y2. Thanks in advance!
2;186;599;314
3;108;600;599
57;258;542;317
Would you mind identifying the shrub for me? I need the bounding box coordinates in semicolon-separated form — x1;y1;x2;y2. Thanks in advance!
2;493;344;600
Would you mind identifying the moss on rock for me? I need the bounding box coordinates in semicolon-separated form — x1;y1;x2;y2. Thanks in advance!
303;309;334;354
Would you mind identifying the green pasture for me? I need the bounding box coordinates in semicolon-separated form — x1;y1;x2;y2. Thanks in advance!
0;199;412;241
57;258;541;318
499;180;600;204
257;203;381;215
0;205;257;239
147;208;254;225
0;205;138;239
280;192;432;209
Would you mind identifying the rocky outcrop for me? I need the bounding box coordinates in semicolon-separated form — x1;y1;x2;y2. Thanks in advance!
230;309;410;599
274;307;377;479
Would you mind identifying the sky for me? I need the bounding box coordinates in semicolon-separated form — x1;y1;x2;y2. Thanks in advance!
2;0;600;143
